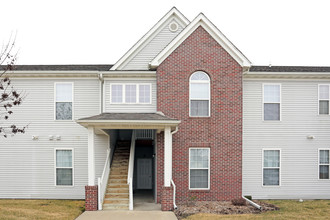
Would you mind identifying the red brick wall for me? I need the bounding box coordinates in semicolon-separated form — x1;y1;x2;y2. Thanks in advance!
156;26;243;204
161;186;174;211
85;185;98;211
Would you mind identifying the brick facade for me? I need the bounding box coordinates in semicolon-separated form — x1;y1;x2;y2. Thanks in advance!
157;26;243;204
85;185;98;211
161;186;174;211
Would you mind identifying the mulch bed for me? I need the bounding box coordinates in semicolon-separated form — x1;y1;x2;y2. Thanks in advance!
174;200;279;219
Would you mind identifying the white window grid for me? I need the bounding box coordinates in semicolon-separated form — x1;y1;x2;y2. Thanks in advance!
189;148;210;190
54;82;74;121
54;148;74;187
262;83;281;121
110;83;152;104
318;84;330;115
262;148;281;187
318;148;330;180
189;71;211;117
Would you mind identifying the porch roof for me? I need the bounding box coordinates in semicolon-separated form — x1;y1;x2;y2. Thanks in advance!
76;112;180;132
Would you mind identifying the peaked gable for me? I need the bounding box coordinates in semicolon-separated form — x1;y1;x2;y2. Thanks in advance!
110;7;190;71
150;13;251;69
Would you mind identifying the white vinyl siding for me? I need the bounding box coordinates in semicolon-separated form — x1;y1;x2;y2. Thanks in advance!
189;71;210;117
189;148;210;190
55;149;73;186
263;149;280;186
243;80;330;199
105;78;156;113
120;18;185;70
319;149;330;179
318;85;330;115
55;83;73;120
0;78;108;199
263;84;281;121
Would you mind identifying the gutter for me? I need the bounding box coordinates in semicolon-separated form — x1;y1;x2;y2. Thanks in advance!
242;196;261;210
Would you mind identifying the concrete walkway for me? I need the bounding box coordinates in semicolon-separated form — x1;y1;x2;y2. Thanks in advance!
76;210;177;220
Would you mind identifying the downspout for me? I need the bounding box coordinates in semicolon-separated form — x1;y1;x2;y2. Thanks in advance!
98;73;104;113
171;126;178;209
242;196;262;210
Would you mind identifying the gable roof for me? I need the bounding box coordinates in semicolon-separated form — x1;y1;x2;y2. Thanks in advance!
150;13;251;69
110;7;190;70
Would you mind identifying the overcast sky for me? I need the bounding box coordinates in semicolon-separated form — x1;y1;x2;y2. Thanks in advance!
2;0;330;66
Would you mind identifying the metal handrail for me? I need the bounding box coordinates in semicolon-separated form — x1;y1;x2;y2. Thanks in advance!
127;130;136;210
98;149;111;210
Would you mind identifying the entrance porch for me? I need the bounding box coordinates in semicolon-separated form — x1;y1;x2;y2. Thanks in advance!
77;113;180;211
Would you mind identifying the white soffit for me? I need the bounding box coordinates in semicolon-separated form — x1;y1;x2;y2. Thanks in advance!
150;13;251;69
110;7;190;70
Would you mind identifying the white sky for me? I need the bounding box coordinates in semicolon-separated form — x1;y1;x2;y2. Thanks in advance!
2;0;330;66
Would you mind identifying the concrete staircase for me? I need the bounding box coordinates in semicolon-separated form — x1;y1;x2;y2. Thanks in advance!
103;141;130;210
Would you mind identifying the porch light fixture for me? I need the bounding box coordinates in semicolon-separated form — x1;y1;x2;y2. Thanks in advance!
32;135;39;140
56;135;61;140
48;135;54;140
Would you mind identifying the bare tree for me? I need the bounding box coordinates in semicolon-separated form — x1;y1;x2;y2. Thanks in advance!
0;34;26;137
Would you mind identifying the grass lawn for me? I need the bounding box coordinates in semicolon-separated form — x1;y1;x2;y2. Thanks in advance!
0;200;85;220
183;200;330;220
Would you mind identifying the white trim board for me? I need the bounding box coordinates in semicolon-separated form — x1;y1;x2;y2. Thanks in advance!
150;13;251;69
110;7;190;71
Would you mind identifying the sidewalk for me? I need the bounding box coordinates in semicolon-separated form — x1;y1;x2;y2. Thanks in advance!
76;210;178;220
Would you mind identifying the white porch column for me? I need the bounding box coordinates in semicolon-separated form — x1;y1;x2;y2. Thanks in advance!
88;126;95;186
164;126;172;187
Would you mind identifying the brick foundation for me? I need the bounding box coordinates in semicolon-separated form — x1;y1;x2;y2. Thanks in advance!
85;185;98;211
161;186;173;211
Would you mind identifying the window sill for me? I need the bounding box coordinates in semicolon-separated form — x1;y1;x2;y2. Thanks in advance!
189;189;210;192
189;116;211;119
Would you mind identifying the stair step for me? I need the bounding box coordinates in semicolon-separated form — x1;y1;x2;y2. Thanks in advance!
107;188;129;193
104;199;129;204
111;171;128;175
109;175;127;179
109;179;126;184
105;193;129;199
107;183;128;188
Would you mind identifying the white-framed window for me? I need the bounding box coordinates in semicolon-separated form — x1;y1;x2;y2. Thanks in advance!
319;149;329;179
55;82;73;120
263;149;281;186
263;84;281;121
55;149;73;186
110;83;151;104
189;148;210;190
189;71;210;117
318;85;330;115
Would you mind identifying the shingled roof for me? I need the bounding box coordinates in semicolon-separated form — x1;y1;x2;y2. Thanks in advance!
78;113;177;121
1;65;113;71
250;66;330;72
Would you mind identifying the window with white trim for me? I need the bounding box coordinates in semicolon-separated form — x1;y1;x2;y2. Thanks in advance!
111;84;123;103
110;83;151;104
56;149;73;186
263;84;280;120
319;85;330;115
319;149;329;179
263;149;280;186
55;83;73;120
189;71;210;117
189;148;210;189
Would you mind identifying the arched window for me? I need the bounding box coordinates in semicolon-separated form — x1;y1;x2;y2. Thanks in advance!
189;71;210;117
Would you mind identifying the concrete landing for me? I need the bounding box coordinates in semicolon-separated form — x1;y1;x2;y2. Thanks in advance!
76;210;177;220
